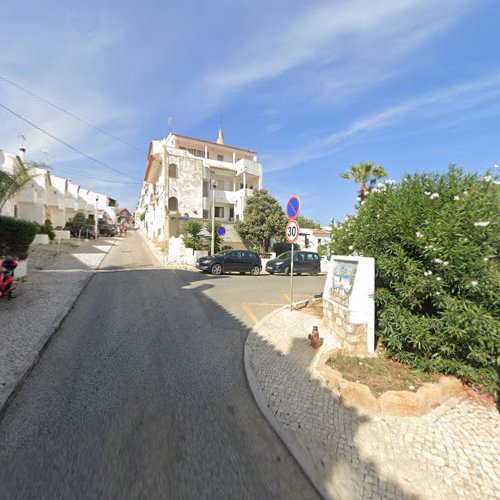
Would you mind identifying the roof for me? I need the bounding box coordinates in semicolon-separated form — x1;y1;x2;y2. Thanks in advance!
313;229;330;235
174;133;256;154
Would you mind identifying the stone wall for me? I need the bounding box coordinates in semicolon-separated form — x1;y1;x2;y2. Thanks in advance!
322;299;369;355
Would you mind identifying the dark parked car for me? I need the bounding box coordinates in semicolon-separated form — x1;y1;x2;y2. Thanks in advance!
67;225;96;239
196;250;262;275
266;251;320;275
99;224;117;237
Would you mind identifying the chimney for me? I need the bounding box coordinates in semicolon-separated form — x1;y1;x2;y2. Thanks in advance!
18;147;26;162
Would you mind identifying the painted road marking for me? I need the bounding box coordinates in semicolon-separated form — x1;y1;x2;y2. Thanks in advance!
242;303;259;325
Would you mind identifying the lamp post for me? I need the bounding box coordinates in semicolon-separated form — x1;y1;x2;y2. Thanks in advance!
94;197;98;240
211;179;217;255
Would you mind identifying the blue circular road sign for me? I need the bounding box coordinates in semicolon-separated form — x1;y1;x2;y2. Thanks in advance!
217;226;226;237
286;196;301;220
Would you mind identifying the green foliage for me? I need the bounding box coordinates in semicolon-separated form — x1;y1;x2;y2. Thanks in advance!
38;219;56;241
67;212;88;228
139;212;145;222
235;189;287;252
296;215;321;229
317;243;329;257
0;158;38;210
330;166;500;397
0;215;38;260
272;241;300;255
184;220;204;250
340;161;388;200
203;221;223;254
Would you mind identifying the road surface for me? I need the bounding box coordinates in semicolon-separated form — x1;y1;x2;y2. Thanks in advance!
0;231;320;499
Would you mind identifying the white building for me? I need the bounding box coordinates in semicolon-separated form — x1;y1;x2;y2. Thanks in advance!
0;147;118;226
135;129;263;250
297;227;331;253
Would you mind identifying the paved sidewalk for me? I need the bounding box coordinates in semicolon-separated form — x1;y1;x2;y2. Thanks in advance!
0;236;120;413
245;307;500;500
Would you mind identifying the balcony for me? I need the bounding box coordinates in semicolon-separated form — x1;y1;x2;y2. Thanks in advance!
235;158;261;177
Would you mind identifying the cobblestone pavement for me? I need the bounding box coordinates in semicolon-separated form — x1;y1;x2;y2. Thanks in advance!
245;307;500;500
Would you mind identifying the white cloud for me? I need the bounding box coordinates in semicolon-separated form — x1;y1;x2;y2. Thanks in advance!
266;72;500;172
198;0;474;101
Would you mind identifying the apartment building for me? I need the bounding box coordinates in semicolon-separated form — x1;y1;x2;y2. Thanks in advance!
136;129;263;249
0;147;118;225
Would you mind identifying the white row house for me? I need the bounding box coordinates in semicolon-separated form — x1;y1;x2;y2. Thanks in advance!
297;227;331;253
135;128;263;250
0;147;118;226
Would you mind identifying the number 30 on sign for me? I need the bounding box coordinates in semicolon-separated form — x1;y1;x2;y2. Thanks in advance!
286;219;300;244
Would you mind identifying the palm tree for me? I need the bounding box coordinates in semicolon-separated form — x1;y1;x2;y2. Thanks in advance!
0;157;37;211
340;161;388;202
183;220;204;250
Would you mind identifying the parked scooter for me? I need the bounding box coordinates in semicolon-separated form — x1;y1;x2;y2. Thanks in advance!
0;259;18;299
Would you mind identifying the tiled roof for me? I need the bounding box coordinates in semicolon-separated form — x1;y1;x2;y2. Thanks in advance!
313;229;330;235
174;133;256;154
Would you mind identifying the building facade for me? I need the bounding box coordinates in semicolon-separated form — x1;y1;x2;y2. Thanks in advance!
0;147;118;226
135;130;263;250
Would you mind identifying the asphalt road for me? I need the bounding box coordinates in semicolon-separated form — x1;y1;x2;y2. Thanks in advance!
0;231;320;499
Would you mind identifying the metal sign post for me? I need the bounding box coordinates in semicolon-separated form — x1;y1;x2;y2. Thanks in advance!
285;218;300;311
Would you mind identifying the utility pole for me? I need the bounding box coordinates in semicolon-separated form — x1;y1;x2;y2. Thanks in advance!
94;197;99;240
211;179;217;255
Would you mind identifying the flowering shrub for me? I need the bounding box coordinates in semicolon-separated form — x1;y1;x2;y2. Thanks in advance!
330;166;499;397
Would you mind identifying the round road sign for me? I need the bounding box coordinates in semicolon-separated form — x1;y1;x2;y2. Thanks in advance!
286;196;301;220
285;219;300;244
216;226;226;237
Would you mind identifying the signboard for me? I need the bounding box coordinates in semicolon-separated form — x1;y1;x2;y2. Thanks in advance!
285;219;299;244
286;196;301;220
216;226;226;237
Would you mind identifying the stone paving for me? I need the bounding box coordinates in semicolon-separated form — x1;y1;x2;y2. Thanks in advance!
245;307;500;500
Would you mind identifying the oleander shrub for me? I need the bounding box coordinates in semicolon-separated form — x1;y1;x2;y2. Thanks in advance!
330;165;500;397
0;215;38;260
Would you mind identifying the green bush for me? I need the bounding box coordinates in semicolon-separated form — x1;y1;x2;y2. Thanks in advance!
38;219;56;241
0;215;39;260
272;241;300;255
330;165;500;397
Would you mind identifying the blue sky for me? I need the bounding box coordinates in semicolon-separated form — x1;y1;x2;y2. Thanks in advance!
1;0;499;225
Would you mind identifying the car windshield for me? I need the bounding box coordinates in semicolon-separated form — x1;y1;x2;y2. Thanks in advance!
277;252;291;260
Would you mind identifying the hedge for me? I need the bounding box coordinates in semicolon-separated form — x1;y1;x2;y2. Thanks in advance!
0;215;39;260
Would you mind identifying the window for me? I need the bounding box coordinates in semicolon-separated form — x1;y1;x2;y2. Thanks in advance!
203;210;209;219
217;154;224;161
229;208;234;220
168;197;178;211
203;181;209;197
306;253;316;261
294;253;304;262
214;206;224;218
179;146;205;158
168;163;178;178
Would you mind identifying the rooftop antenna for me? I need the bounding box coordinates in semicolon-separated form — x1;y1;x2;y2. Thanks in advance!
17;133;27;148
167;117;175;133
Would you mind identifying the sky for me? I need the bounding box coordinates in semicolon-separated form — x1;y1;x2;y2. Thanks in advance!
1;0;499;225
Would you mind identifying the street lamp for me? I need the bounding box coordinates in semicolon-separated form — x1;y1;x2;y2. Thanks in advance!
211;179;217;255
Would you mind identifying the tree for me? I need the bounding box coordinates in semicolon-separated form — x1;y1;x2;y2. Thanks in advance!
0;157;38;211
184;220;204;250
340;161;388;202
330;166;500;398
235;189;287;252
296;215;321;229
67;212;88;228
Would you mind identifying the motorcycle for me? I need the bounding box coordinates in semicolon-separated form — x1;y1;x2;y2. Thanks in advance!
0;259;18;299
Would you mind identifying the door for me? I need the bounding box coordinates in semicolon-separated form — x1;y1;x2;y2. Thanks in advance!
224;251;242;272
240;251;254;272
304;252;317;273
293;252;306;273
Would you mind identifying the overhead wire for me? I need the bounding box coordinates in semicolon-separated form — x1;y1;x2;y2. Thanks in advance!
0;74;142;152
0;102;139;181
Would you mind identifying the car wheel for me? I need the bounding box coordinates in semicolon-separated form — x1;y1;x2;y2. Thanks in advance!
284;267;290;276
312;266;320;276
296;273;301;276
211;263;223;275
250;265;261;276
268;271;274;275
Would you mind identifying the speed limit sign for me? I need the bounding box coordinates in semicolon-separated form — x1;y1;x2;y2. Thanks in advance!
286;219;300;244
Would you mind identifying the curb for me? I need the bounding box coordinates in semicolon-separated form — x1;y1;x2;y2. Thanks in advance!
0;236;119;419
243;304;331;500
